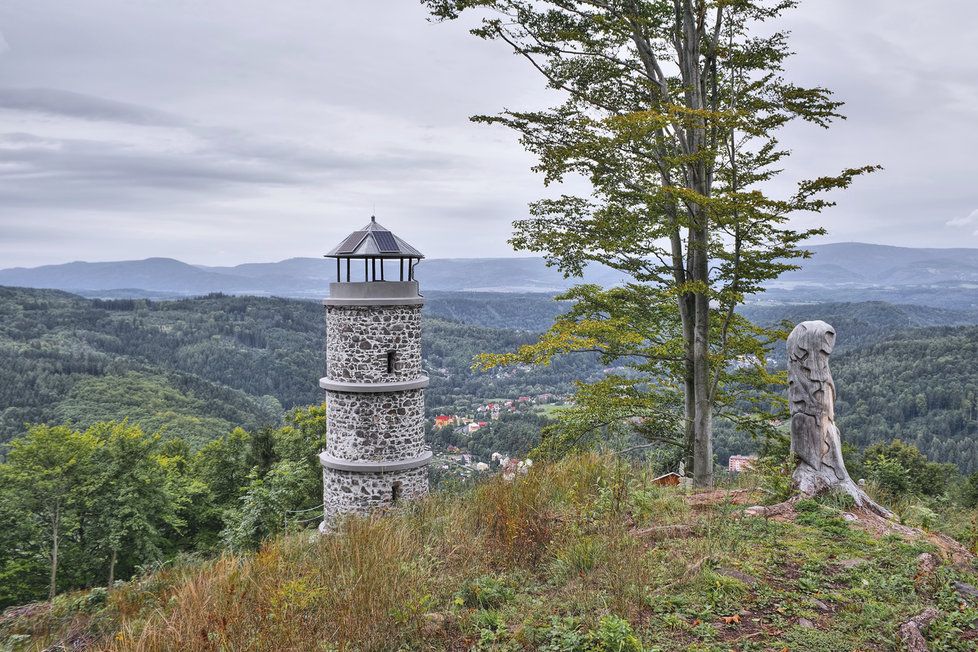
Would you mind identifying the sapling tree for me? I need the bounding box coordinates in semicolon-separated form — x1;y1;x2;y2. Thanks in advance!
426;0;876;485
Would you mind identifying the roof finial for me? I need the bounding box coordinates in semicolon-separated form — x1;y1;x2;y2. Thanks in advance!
371;215;376;222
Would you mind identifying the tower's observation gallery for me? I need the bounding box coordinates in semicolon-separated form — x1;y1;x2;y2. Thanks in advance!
319;217;430;527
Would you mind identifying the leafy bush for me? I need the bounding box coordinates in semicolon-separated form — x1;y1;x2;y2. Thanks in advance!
863;454;910;498
589;616;642;652
742;454;794;503
457;575;514;610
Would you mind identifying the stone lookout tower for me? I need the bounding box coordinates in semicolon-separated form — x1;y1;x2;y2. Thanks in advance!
319;217;431;527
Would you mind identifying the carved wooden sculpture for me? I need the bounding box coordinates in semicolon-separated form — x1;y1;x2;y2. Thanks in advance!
787;320;890;516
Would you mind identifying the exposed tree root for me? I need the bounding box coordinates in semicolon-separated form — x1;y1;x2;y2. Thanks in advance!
793;464;893;518
847;508;975;567
743;495;800;519
744;491;976;569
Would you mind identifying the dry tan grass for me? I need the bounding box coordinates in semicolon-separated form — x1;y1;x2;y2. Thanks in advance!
5;454;705;651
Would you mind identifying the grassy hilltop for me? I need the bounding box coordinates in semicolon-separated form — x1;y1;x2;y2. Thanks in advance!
3;454;977;651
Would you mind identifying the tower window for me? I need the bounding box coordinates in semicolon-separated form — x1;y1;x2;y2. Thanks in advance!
391;481;402;505
386;350;396;374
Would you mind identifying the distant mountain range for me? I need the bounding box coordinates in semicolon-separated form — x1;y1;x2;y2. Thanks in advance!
0;256;625;297
5;242;978;302
771;242;978;288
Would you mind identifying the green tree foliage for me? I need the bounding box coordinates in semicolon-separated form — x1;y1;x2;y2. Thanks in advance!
0;405;329;608
85;423;180;587
426;0;876;485
859;439;956;499
961;472;978;509
0;425;98;600
223;405;329;550
0;288;603;448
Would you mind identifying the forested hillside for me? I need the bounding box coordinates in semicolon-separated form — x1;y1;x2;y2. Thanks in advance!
833;326;978;472
6;285;978;470
0;287;601;448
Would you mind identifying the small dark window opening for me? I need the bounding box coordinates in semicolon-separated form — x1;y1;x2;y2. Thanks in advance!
391;481;402;505
386;350;396;374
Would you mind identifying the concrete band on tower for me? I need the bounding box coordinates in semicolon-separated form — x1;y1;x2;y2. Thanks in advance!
318;219;431;530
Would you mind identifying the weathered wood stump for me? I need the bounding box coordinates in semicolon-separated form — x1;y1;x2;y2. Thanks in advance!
787;320;891;516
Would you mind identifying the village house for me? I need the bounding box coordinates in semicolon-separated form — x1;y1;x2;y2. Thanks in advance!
433;415;455;429
728;455;758;473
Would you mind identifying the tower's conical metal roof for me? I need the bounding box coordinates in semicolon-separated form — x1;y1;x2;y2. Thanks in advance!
325;217;424;259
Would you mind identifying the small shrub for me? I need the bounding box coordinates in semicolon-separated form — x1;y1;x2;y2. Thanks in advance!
457;575;514;609
473;608;505;632
85;587;109;611
897;502;939;530
743;454;794;503
814;489;856;512
538;617;587;652
589;615;642;652
626;482;688;525
864;455;910;498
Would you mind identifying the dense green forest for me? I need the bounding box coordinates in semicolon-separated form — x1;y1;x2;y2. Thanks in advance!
0;287;602;449
833;326;978;472
5;286;978;470
0;405;328;608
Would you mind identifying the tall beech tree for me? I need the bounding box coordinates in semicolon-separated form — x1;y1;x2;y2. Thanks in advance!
1;425;97;599
86;423;178;587
427;0;876;485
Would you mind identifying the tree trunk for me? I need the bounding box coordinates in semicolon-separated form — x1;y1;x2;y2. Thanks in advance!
107;548;117;588
49;506;60;600
691;236;713;487
677;293;696;476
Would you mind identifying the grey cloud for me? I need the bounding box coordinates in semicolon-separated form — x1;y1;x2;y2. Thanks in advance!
0;0;977;267
0;87;185;126
0;128;457;213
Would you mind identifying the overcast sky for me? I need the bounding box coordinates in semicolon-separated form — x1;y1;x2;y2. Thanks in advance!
1;1;977;268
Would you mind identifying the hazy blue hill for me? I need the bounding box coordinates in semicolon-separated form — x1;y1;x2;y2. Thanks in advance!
775;242;978;286
0;255;625;296
9;243;978;299
881;258;978;285
200;257;334;280
416;258;627;292
9;243;978;302
0;258;274;295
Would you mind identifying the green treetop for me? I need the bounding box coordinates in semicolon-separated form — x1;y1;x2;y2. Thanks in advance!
427;0;877;484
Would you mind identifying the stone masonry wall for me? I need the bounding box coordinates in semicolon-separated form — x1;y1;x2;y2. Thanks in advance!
324;388;425;461
325;305;422;383
323;466;428;521
321;297;429;528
